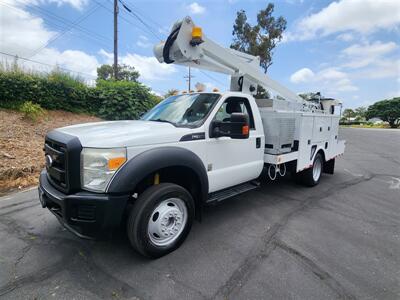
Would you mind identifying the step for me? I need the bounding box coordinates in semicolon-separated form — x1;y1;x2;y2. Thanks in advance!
206;181;260;204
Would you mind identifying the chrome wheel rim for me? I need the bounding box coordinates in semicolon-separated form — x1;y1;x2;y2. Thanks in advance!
313;157;322;182
147;198;187;247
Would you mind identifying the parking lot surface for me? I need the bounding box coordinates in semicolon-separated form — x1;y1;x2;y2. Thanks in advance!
0;128;399;299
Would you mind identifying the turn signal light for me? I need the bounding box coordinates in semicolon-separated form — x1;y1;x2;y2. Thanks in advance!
242;125;249;135
108;157;126;170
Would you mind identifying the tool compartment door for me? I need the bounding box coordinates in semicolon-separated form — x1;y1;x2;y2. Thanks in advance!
312;116;332;143
296;115;314;172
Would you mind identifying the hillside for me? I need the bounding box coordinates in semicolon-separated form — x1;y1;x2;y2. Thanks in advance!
0;109;101;195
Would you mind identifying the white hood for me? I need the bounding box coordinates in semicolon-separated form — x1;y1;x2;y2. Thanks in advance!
57;120;192;148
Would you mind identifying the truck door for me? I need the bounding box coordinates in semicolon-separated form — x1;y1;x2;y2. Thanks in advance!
206;96;264;192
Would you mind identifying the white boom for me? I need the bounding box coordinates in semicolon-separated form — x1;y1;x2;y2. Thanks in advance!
154;16;305;104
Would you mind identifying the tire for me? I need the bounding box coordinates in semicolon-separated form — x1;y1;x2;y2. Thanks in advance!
298;153;324;187
127;183;195;258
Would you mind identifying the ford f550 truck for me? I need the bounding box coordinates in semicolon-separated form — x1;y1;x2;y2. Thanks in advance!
38;17;345;258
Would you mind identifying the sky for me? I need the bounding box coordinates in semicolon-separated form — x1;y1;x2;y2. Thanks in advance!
0;0;399;108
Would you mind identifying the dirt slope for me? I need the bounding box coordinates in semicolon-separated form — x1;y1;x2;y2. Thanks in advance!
0;109;101;195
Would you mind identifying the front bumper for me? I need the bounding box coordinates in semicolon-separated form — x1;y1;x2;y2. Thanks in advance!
39;170;129;239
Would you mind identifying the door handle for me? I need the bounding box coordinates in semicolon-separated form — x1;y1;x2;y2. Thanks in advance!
256;137;261;148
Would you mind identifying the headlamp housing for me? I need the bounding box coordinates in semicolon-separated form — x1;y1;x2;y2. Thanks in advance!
80;147;127;192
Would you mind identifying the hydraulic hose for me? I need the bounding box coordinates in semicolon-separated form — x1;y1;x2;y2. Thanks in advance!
163;25;182;64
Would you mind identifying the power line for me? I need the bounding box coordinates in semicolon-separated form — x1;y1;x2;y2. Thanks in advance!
199;70;226;86
28;4;102;58
13;1;111;42
123;0;166;36
0;1;112;50
117;0;162;41
93;0;159;42
0;51;96;78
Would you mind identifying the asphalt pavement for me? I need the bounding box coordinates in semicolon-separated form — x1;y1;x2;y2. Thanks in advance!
0;128;399;299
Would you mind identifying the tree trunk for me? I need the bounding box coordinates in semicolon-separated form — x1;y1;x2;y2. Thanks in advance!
388;120;398;128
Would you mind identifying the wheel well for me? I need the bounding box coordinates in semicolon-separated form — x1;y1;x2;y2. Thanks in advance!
133;166;203;220
316;149;326;162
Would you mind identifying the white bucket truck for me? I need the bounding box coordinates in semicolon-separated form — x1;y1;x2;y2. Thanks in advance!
38;17;345;258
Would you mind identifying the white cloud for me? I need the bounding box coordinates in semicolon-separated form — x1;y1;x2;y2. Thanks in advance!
285;0;304;4
290;68;314;83
7;0;88;10
290;67;358;92
136;35;151;48
0;1;55;57
0;0;98;80
336;33;354;42
356;59;400;80
341;41;398;69
187;2;206;15
47;0;89;10
33;48;99;76
284;0;400;42
99;50;176;81
339;41;400;81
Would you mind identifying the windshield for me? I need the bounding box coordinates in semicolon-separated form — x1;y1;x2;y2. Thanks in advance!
141;93;221;127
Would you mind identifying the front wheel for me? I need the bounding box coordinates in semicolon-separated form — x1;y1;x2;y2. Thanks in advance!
127;183;194;258
297;153;323;187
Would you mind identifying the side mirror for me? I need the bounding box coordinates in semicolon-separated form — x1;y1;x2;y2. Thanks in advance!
210;120;225;138
229;112;250;139
209;113;250;139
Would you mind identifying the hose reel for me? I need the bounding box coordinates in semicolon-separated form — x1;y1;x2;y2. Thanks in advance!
267;163;286;181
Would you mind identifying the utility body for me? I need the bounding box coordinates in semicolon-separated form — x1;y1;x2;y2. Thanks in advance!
38;17;345;257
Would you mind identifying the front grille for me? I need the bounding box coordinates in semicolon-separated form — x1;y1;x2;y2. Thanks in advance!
44;130;82;194
45;140;68;189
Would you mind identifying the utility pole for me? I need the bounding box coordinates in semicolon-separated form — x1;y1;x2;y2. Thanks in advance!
184;66;194;92
113;0;118;80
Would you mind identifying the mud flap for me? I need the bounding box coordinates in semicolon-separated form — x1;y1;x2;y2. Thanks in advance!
323;158;335;174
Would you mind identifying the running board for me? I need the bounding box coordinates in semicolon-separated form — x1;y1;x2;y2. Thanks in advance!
206;181;260;204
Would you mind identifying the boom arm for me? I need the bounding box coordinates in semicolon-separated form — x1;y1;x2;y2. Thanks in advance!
154;16;304;103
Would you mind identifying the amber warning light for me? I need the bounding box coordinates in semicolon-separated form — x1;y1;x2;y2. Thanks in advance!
190;26;204;46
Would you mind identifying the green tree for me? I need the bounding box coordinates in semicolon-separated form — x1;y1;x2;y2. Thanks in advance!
164;89;179;98
231;4;286;73
366;97;400;128
354;106;367;119
342;108;356;121
97;64;140;82
230;4;286;98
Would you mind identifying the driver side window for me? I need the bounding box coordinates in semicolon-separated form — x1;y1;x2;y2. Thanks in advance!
214;97;255;129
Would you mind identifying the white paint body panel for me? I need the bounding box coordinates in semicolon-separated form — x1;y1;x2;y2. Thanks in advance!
57;120;190;148
54;91;344;194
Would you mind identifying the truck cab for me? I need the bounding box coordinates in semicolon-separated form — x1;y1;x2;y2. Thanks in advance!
39;92;266;257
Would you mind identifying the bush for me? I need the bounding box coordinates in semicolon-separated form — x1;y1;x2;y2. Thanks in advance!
95;80;157;120
19;101;45;121
0;66;158;120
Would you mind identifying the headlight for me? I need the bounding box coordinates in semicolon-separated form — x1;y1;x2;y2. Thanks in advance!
81;147;127;192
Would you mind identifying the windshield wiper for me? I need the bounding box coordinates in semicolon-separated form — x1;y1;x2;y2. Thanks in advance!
151;118;176;126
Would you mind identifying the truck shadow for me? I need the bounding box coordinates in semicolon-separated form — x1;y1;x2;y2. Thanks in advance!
93;173;328;260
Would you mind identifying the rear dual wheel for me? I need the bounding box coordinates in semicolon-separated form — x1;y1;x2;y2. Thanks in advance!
127;183;194;258
295;153;323;187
